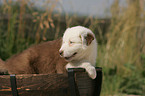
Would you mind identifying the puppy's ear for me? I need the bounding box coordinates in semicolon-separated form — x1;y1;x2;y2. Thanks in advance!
85;33;94;45
81;33;94;49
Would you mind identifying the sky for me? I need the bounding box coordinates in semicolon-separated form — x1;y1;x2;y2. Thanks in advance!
0;0;127;18
32;0;126;18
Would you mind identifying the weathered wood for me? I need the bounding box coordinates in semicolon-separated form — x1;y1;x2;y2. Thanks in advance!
0;68;102;96
0;74;69;96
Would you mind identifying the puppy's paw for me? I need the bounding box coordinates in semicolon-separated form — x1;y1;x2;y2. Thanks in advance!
86;66;96;79
65;63;75;70
65;64;69;70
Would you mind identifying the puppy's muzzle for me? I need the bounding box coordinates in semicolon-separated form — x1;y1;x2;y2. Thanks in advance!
59;50;77;61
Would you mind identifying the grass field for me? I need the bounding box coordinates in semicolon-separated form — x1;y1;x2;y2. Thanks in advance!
0;0;144;96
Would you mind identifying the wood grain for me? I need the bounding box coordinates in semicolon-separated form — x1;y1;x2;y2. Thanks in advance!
0;74;69;96
0;68;102;96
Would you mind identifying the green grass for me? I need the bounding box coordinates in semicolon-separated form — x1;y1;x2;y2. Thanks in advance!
0;0;145;95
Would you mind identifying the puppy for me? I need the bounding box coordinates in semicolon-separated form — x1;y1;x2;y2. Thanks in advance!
59;26;97;79
0;39;67;74
0;26;97;79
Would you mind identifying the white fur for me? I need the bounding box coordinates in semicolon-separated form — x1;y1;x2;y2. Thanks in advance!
59;26;97;79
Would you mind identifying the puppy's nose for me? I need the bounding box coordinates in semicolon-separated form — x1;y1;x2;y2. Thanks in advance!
59;50;64;56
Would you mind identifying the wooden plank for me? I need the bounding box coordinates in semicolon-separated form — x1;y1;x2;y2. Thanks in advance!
0;68;102;96
0;74;69;96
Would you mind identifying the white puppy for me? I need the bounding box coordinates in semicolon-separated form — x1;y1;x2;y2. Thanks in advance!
59;26;97;79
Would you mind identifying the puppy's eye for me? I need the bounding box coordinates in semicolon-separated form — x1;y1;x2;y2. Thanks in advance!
70;41;74;44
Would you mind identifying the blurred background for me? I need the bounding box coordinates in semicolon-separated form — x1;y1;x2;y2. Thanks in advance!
0;0;144;96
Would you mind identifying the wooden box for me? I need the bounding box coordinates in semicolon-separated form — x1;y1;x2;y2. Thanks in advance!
0;67;102;96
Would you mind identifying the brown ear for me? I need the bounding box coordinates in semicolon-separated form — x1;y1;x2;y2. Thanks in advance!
85;33;94;45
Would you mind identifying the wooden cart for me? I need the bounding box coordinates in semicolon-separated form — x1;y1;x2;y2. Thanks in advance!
0;67;102;96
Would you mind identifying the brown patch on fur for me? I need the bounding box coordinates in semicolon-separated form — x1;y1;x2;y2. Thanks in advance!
4;38;67;74
86;33;94;45
0;59;8;74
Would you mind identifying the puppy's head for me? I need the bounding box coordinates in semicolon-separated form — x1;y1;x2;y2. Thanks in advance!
59;26;95;61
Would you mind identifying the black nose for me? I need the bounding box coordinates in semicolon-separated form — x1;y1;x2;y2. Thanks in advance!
59;51;64;56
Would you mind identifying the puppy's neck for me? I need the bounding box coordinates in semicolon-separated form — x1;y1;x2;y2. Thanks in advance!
76;40;97;66
85;40;97;66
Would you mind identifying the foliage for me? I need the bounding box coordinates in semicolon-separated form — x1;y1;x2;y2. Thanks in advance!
97;0;145;95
